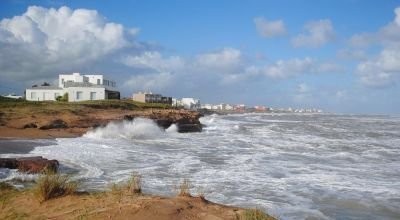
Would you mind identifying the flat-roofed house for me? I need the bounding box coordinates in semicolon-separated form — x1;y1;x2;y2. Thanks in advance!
25;73;119;102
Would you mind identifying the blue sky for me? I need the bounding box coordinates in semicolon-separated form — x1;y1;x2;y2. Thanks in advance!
1;0;400;114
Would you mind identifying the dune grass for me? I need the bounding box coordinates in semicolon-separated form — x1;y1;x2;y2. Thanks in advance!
127;173;142;194
110;173;143;200
239;208;276;220
178;179;191;197
33;171;79;202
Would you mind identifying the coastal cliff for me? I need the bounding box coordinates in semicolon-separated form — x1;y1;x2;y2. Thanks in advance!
0;100;202;138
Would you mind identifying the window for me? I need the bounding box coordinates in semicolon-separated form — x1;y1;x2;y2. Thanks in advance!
76;91;83;100
90;92;96;100
97;79;100;85
31;92;36;100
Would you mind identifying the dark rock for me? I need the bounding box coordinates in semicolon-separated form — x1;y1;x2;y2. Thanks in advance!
0;156;59;173
23;123;38;128
39;119;68;130
155;119;173;129
177;123;202;133
124;115;135;121
0;158;18;169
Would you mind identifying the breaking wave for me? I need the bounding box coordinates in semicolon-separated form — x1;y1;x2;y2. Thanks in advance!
84;118;165;140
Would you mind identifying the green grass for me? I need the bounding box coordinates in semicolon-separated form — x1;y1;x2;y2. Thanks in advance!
33;172;79;202
239;208;276;220
0;98;171;110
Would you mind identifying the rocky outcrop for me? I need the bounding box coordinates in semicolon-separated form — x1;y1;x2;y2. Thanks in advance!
0;156;59;173
1;106;203;138
124;110;203;132
39;119;68;130
23;123;38;128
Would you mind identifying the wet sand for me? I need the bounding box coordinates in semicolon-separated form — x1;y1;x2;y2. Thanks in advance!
0;127;82;139
0;139;56;154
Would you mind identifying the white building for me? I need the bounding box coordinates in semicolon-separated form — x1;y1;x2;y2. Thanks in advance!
201;104;213;110
26;73;119;102
172;98;184;108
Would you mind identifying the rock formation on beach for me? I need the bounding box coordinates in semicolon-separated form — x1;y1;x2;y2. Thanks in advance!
0;101;203;138
0;156;59;173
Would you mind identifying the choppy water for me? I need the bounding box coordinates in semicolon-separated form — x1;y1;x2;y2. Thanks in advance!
1;113;400;220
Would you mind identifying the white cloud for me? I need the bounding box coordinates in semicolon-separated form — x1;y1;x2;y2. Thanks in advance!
349;33;376;48
292;19;335;48
263;57;314;78
120;51;185;72
337;49;368;61
293;83;314;103
351;7;400;88
123;72;174;91
297;83;311;93
0;6;139;81
254;17;286;38
195;47;242;71
356;48;400;88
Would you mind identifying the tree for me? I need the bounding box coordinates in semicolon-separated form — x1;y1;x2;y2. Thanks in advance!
41;82;50;86
57;93;68;102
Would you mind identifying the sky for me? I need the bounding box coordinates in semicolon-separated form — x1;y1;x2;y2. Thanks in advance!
0;0;400;114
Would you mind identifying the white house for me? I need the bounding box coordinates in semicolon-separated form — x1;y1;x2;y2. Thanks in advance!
26;73;119;102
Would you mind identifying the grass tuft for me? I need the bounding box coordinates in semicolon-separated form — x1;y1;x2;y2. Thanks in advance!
109;173;143;200
127;173;142;194
239;208;276;220
33;171;78;202
178;179;191;197
0;182;14;191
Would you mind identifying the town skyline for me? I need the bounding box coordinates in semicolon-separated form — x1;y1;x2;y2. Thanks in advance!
1;0;400;114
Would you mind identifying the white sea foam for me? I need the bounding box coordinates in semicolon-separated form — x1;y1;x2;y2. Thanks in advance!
84;118;164;140
166;124;178;133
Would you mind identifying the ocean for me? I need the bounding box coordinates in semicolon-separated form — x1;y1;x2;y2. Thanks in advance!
1;113;399;220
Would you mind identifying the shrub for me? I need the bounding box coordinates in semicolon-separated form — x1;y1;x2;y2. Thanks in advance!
57;93;68;102
33;171;78;202
178;179;191;197
239;208;276;220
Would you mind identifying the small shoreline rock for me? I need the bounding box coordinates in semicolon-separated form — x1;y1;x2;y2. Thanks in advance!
0;156;59;173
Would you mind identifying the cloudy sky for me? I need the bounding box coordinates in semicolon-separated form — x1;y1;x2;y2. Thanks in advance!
1;0;399;114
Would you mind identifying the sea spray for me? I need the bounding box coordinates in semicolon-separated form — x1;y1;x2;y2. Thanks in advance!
166;124;178;133
84;118;164;140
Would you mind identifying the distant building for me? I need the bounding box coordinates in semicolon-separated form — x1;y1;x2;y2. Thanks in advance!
132;92;172;105
234;104;246;112
201;104;213;110
25;72;119;102
172;98;184;108
181;98;201;109
254;105;267;111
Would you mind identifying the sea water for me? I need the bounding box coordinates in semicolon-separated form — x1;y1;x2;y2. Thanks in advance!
1;113;399;219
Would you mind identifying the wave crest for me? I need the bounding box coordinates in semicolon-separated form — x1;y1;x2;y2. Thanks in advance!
84;118;164;139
